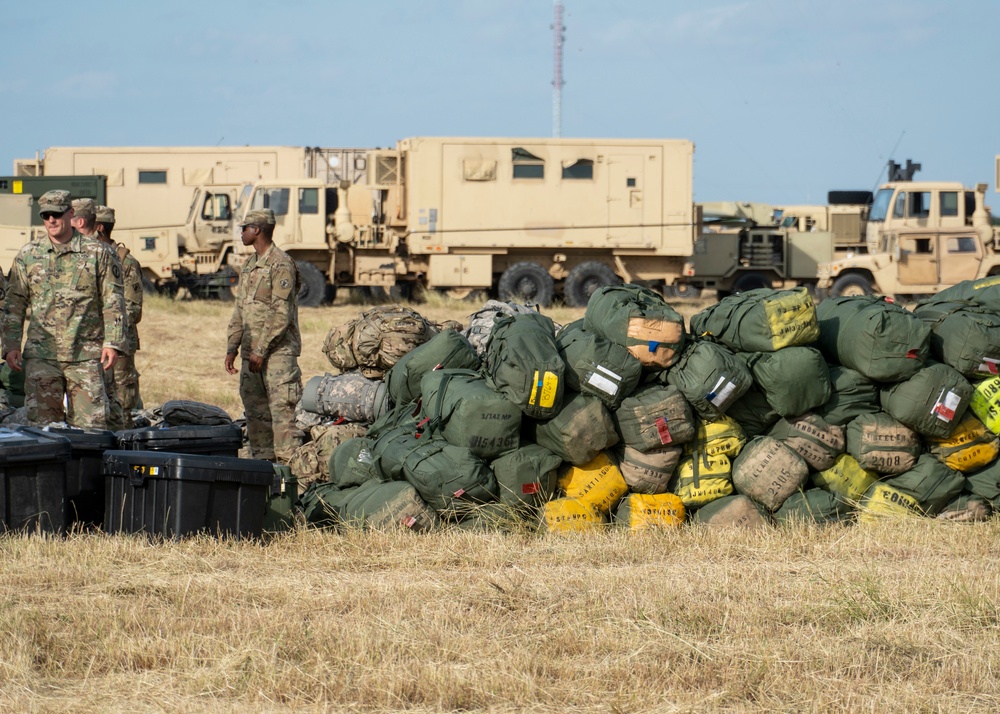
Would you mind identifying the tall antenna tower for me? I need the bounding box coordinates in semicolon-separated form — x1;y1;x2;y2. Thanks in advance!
551;1;566;137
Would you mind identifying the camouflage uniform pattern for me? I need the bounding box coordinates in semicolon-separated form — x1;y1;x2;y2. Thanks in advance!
0;230;126;427
227;241;303;461
105;243;143;427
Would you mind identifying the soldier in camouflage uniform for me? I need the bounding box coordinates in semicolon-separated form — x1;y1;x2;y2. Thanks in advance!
1;190;126;428
96;205;143;428
71;197;98;238
224;208;303;462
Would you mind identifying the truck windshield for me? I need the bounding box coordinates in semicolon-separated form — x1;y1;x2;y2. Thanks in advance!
234;184;252;220
868;188;893;222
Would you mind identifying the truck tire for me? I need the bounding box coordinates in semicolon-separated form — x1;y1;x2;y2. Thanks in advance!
731;272;773;294
563;261;621;307
498;262;554;307
297;261;328;307
829;273;874;298
662;282;702;300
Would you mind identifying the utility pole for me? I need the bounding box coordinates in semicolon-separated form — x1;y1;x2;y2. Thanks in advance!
551;1;566;138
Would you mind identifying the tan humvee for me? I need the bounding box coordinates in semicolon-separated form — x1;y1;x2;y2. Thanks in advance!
231;137;697;306
817;181;1000;298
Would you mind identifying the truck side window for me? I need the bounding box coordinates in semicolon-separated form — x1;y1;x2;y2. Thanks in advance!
940;191;959;217
913;238;932;253
893;192;906;218
254;188;289;216
947;237;977;253
562;159;594;180
201;193;231;220
512;148;544;179
909;192;930;218
138;170;167;184
965;191;976;224
299;188;319;214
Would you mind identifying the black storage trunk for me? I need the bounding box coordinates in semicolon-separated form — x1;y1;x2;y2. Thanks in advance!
103;450;274;540
15;426;117;528
116;424;243;457
0;427;72;534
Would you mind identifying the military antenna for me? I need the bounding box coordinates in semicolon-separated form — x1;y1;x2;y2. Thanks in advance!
551;1;566;137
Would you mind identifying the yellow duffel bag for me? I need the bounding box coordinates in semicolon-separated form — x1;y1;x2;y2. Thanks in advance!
613;493;685;530
925;412;1000;472
970;376;1000;434
557;452;629;515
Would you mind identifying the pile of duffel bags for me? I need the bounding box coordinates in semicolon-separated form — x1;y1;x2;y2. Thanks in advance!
290;279;1000;532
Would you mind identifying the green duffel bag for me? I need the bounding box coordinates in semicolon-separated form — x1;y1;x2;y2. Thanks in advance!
930;275;1000;313
341;479;439;531
815;295;930;382
328;437;380;489
964;458;1000;510
691;494;771;528
879;362;973;438
665;337;753;420
370;426;498;513
813;365;880;426
731;435;810;511
845;412;921;475
935;494;991;522
772;488;852;525
768;413;845;472
262;464;299;533
384;329;480;405
582;283;685;369
490;443;563;511
689;287;819;353
483;312;565;420
725;384;780;438
882;453;965;516
742;346;831;417
556;319;643;408
365;400;419;439
297;481;355;527
912;299;1000;379
417;369;521;459
526;392;619;466
615;444;683;495
613;383;695;451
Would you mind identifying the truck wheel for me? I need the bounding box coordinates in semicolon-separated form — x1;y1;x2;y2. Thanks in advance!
830;274;873;298
662;282;701;300
498;262;554;307
296;261;328;307
563;262;621;307
731;272;772;294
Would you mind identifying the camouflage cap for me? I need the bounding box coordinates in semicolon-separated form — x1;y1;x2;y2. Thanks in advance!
71;198;97;218
37;189;72;215
95;205;116;224
240;208;276;227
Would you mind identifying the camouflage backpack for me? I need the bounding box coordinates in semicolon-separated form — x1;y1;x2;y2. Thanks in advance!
323;306;439;378
463;300;540;356
301;371;390;425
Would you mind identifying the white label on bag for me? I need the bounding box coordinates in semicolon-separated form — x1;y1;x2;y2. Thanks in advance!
932;388;961;422
708;376;737;407
587;371;619;396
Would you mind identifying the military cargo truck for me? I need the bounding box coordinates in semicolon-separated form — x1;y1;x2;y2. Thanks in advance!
667;196;869;298
816;180;1000;299
9;146;369;295
230;137;698;307
0;194;38;270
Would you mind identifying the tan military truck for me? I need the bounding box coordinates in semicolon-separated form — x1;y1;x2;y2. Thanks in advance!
816;180;1000;299
667;195;869;298
11;146;369;296
0;194;39;271
230;137;698;307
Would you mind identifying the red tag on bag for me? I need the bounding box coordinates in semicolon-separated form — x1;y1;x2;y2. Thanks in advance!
655;416;673;444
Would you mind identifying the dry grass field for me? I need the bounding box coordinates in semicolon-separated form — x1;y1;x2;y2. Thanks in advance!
2;293;999;712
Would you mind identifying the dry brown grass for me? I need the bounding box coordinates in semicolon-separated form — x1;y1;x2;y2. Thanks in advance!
3;294;999;712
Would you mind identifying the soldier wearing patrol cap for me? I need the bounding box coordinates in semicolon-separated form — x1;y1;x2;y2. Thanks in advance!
71;198;98;237
224;208;303;462
95;205;144;428
0;190;126;428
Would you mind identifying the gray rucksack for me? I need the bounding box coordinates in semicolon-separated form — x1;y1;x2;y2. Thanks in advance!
301;371;390;424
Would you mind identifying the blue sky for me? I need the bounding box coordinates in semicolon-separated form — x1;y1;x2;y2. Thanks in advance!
2;0;997;204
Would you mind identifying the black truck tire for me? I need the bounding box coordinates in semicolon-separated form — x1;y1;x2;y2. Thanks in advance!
731;272;773;294
563;261;621;307
297;261;328;307
829;273;874;298
498;262;554;306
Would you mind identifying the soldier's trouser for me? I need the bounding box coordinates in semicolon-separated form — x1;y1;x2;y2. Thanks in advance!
240;354;303;462
106;353;140;429
25;357;108;429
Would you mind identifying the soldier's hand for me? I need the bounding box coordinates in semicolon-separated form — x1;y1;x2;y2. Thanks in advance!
101;348;118;370
248;353;265;373
4;349;22;372
225;353;238;375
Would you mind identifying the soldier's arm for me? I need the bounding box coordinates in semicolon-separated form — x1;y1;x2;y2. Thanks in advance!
251;262;296;358
98;247;127;353
1;255;30;359
123;256;143;327
226;300;244;357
